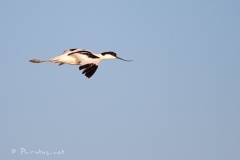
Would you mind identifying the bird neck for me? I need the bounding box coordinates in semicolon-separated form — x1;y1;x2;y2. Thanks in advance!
94;54;116;60
94;54;104;60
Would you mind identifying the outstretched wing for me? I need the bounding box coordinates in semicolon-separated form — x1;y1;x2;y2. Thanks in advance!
79;63;98;78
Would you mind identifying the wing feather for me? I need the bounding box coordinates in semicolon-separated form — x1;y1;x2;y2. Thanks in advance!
79;64;98;78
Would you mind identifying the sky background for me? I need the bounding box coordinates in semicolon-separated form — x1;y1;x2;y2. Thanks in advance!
1;0;240;159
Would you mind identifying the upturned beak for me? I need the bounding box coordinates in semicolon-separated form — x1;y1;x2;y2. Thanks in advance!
116;57;133;62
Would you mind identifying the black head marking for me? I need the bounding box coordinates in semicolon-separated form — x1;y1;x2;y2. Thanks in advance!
101;51;117;57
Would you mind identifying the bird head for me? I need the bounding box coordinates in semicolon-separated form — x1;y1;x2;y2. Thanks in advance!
101;51;133;62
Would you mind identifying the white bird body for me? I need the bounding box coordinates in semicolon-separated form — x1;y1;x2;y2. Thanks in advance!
49;48;83;65
29;48;132;78
50;52;79;65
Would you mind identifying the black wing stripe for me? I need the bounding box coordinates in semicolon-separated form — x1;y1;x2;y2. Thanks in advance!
79;63;98;78
68;50;99;59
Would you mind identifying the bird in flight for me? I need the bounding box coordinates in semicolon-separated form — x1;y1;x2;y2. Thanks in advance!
29;48;133;78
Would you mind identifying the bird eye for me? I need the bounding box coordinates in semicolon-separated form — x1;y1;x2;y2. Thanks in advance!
111;52;116;56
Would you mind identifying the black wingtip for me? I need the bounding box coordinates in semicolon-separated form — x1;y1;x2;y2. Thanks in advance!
79;64;98;78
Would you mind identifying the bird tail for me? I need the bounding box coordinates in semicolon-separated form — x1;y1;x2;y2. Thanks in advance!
29;59;49;63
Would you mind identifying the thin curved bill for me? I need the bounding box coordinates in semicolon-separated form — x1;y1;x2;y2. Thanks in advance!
116;57;133;62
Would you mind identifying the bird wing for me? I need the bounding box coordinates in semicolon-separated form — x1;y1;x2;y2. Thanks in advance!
79;63;99;78
68;50;101;78
62;48;83;54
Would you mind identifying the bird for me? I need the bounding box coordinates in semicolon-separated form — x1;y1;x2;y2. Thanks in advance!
29;48;133;78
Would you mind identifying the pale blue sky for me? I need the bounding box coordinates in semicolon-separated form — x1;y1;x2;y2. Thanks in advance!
1;1;240;160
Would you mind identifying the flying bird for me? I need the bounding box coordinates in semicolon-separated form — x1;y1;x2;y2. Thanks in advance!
29;48;133;78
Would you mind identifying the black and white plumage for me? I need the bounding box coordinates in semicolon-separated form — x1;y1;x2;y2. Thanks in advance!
29;48;132;78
